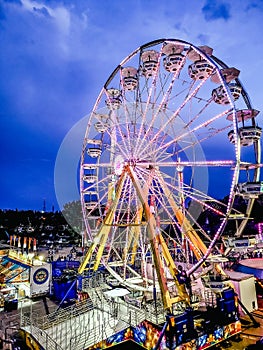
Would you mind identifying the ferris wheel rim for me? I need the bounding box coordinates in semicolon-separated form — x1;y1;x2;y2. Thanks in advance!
79;38;260;293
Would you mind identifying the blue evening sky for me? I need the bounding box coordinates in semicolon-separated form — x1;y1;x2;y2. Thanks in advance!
0;0;262;211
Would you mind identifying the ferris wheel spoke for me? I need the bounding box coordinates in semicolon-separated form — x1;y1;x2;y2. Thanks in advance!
106;122;131;160
183;97;214;128
136;80;194;156
142;108;233;162
176;124;232;156
134;49;163;152
134;59;188;156
136;79;202;157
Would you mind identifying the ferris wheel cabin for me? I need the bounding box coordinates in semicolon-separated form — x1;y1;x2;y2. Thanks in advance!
94;121;108;133
121;67;138;90
84;191;99;210
86;139;102;158
227;109;261;145
82;165;97;185
162;43;186;73
228;126;262;146
227;109;260;122
211;67;240;84
105;88;122;110
236;181;263;198
188;60;214;80
83;174;97;184
94;113;110;133
140;50;159;78
212;82;242;104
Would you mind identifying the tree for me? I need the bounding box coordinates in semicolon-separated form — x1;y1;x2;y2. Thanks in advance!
62;200;83;234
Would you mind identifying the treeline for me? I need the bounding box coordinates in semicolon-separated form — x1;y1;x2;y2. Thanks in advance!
0;209;66;231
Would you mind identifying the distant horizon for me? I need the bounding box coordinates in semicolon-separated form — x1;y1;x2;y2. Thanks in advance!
0;207;60;213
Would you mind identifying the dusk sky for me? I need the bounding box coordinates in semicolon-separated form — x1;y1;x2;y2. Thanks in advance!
0;0;263;212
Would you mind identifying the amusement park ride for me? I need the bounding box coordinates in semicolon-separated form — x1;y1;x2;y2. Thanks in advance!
1;38;263;350
76;38;262;349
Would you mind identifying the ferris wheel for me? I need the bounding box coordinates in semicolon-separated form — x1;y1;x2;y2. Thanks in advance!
78;39;261;311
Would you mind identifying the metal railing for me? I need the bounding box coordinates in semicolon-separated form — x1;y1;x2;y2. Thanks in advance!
21;315;63;350
18;273;171;350
40;299;94;329
69;314;129;350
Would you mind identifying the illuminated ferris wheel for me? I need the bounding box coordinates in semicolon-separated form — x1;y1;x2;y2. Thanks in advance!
78;39;261;310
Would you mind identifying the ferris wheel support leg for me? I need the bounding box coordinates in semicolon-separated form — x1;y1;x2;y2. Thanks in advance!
78;223;113;274
123;225;136;263
127;165;179;312
78;215;114;274
157;233;190;303
93;225;112;271
129;225;141;265
185;229;207;259
149;227;174;312
79;171;128;274
128;208;143;264
78;241;98;274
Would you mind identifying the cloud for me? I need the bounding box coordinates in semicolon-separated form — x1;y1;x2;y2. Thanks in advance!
202;0;231;21
32;5;51;17
21;0;71;36
245;1;263;12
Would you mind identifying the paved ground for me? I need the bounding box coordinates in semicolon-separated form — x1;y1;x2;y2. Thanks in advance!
212;309;263;349
0;296;59;349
